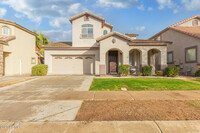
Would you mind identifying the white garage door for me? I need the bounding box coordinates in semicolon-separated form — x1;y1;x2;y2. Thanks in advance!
52;55;95;75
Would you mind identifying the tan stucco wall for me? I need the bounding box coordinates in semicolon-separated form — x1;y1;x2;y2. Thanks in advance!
0;23;38;76
161;29;200;74
44;49;100;75
72;16;111;47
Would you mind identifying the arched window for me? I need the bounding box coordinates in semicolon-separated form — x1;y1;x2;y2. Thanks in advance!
2;26;9;35
81;24;93;39
103;30;108;35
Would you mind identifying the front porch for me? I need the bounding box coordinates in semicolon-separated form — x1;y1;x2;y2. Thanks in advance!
100;48;164;75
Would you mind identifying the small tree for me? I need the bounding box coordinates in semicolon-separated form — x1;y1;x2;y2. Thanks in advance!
34;30;50;48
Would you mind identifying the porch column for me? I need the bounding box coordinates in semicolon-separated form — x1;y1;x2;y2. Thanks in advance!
99;47;106;76
160;49;168;71
140;50;148;71
123;52;129;65
0;43;3;76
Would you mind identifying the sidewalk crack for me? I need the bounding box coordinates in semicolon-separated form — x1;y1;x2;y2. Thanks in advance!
154;121;163;133
126;91;135;100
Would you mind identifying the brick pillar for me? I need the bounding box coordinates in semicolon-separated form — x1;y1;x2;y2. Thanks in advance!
0;43;3;76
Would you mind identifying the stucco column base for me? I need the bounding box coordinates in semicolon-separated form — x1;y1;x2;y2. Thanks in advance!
160;64;168;71
0;44;3;76
100;64;106;76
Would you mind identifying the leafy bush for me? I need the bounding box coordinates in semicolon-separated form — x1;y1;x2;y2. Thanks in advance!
195;70;200;77
142;66;152;76
119;65;130;76
32;65;48;76
156;71;163;76
137;72;143;76
165;67;179;77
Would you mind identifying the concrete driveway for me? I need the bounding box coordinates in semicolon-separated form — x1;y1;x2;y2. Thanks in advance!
0;75;94;122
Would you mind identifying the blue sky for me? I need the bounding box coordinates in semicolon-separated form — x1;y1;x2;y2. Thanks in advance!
0;0;199;42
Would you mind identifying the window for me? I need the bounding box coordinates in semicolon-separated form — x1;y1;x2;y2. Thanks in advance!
2;26;9;35
167;52;173;64
103;30;107;35
185;46;197;63
31;57;36;64
81;24;93;39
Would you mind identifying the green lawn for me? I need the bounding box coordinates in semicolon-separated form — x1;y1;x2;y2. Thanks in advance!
90;78;200;91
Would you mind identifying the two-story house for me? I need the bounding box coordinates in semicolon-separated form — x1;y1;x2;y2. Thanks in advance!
150;15;200;75
0;19;39;76
43;11;171;75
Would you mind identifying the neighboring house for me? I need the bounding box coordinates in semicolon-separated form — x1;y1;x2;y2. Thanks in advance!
0;19;39;76
149;15;200;75
42;12;171;75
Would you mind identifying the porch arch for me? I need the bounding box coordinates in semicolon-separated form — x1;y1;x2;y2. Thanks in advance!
148;48;161;74
129;49;142;73
106;48;123;74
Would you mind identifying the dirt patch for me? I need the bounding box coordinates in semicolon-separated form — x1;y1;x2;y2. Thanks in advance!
75;100;200;121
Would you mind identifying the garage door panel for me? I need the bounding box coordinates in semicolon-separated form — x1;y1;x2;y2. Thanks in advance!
52;56;95;75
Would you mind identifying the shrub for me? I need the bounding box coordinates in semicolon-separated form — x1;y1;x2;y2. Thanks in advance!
195;70;200;77
137;72;143;76
119;64;130;76
142;66;152;76
165;67;179;77
32;65;48;76
156;71;163;76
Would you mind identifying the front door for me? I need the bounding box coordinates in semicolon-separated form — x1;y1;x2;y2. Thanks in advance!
109;51;118;73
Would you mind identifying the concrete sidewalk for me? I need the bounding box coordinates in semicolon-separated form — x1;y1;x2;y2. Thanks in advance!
51;91;200;101
1;121;200;133
1;91;199;101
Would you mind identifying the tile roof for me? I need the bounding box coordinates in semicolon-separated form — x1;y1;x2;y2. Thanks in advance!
169;27;200;39
97;31;134;42
0;36;16;44
149;15;200;40
42;42;72;48
125;33;139;37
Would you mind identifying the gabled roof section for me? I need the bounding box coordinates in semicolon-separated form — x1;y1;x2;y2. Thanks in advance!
69;11;105;23
96;31;134;42
0;19;37;36
149;15;200;40
69;11;113;29
171;15;200;27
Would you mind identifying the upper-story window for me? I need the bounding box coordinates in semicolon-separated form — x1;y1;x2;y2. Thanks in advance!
2;26;9;35
81;24;93;39
103;30;108;35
